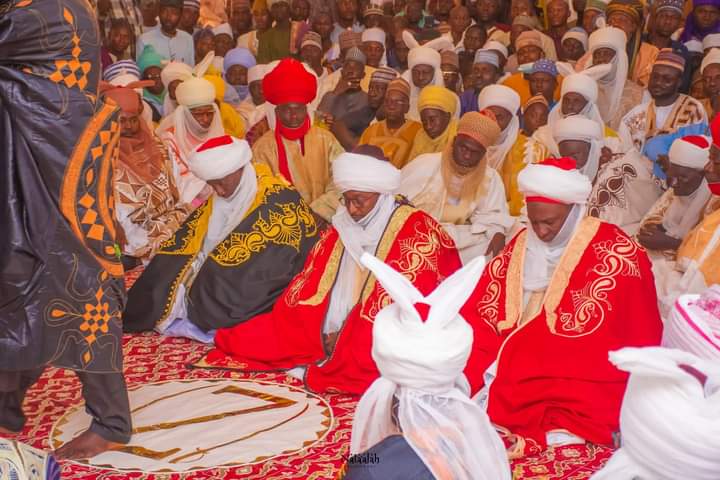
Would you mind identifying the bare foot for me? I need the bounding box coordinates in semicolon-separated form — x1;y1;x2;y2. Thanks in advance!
54;430;122;460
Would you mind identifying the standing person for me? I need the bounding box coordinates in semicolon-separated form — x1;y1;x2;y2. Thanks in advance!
0;0;131;459
445;5;472;49
227;0;253;39
632;0;689;89
544;0;570;57
179;0;200;34
257;0;293;63
97;0;145;58
680;0;720;43
333;0;364;43
137;0;195;65
236;3;271;56
102;19;135;70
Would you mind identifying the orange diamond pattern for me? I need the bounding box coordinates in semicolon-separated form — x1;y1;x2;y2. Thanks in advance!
78;288;112;346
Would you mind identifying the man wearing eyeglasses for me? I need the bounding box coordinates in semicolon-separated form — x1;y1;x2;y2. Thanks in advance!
211;145;462;395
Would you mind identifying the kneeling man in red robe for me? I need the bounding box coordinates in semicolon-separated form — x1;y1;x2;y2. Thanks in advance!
211;146;462;394
462;157;663;457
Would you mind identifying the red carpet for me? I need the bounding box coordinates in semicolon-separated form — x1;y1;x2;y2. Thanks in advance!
3;268;612;478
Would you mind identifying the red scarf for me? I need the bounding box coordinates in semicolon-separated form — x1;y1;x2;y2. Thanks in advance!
274;116;311;183
709;182;720;196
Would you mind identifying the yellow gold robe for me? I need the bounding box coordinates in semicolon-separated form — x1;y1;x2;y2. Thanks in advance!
358;120;422;169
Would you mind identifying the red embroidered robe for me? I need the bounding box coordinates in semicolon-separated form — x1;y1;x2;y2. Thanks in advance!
461;217;663;454
211;205;462;395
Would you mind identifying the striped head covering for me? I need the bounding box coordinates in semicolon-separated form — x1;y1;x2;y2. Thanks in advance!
606;0;642;25
474;49;500;67
363;3;383;17
585;0;608;12
301;31;322;50
386;77;410;98
345;47;367;65
655;48;686;72
339;30;363;50
103;59;141;82
370;66;398;85
523;93;549;113
516;31;543;50
183;0;200;10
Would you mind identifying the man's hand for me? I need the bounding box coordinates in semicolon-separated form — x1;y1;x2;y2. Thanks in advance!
323;331;339;352
637;223;681;251
599;146;613;170
485;233;506;258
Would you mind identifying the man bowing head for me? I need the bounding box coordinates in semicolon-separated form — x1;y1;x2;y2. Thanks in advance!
211;146;462;395
461;157;663;457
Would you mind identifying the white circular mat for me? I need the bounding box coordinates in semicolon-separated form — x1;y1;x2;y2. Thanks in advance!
50;379;333;473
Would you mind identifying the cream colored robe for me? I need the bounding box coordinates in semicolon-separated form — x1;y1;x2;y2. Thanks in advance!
252;126;344;220
398;152;515;263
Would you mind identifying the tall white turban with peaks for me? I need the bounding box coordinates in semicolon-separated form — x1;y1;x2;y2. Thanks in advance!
547;73;607;151
332;152;401;195
401;30;452;121
478;85;521;170
585;26;628;125
351;253;512;480
591;347;720;480
553;116;604;180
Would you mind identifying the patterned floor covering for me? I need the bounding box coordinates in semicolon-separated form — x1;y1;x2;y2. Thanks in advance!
5;268;613;479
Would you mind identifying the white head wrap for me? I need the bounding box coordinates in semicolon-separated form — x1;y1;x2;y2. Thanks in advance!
591;347;720;480
212;22;233;37
701;47;720;73
176;76;216;108
190;136;258;256
401;31;453;120
562;29;589;51
518;160;592;205
187;135;252;181
477;85;521;170
669;135;711;170
547;73;606;142
585;26;629;124
553;116;604;180
483;40;509;60
663;288;720;361
161;61;193;88
351;253;512;480
703;33;720;51
332;153;401;194
247;64;266;84
686;39;704;54
362;27;386;45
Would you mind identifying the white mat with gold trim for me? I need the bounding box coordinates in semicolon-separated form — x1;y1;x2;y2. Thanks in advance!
50;379;333;473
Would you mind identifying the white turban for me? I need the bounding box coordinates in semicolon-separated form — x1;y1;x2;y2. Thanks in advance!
669;135;710;170
408;46;442;70
188;135;252;181
247;64;266;83
553;116;604;180
686;39;704;54
483;40;508;59
561;72;598;104
663;287;720;361
176;76;216;108
562;29;588;51
518;158;592;205
701;48;720;73
332;153;401;194
351;253;512;480
212;22;233;37
591;347;720;480
478;84;520;116
478;85;521;170
161;61;193;87
585;27;628;124
703;33;720;51
362;27;386;45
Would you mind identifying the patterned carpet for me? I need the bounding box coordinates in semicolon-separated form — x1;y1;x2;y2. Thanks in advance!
4;268;613;478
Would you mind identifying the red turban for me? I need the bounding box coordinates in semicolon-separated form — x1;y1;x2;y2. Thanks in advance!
262;58;317;106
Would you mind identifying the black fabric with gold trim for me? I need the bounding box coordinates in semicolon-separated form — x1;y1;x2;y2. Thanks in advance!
123;164;320;332
0;0;125;373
